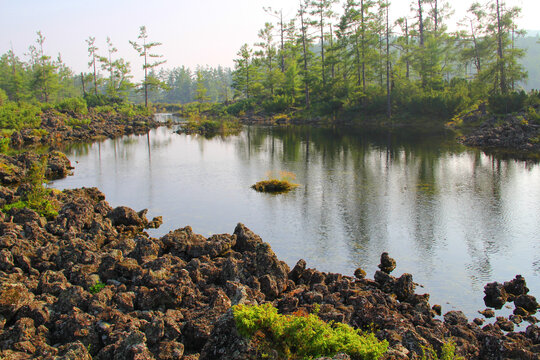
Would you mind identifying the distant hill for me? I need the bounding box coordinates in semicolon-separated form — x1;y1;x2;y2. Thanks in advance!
518;34;540;90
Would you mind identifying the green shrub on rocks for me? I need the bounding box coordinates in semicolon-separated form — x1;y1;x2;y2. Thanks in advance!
233;303;388;359
181;117;242;137
89;281;106;294
0;102;41;130
2;158;59;219
421;342;464;360
56;97;88;115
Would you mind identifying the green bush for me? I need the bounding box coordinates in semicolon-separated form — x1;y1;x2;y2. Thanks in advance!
233;303;388;360
421;342;464;360
89;281;106;294
84;93;125;107
182;118;241;137
55;97;88;115
527;106;540;124
94;105;116;115
0;137;10;153
225;98;257;116
488;91;527;114
0;89;8;106
65;118;91;127
114;103;152;118
262;95;293;113
39;102;54;112
0;102;41;130
2;158;59;219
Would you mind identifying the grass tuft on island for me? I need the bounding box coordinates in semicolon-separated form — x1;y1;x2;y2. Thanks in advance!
252;171;299;194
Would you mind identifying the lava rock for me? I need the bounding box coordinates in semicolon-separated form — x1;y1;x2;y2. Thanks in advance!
378;252;396;274
484;282;508;309
514;294;539;314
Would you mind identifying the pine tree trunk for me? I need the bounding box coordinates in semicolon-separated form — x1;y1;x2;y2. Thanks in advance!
496;0;506;93
386;0;391;119
81;72;86;95
300;5;310;109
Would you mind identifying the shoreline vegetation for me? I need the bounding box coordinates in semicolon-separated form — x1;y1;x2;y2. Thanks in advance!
169;88;540;159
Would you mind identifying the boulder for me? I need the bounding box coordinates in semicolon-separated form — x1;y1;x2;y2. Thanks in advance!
484;282;508;309
443;311;468;326
109;206;147;228
504;275;529;297
378;252;396;274
514;294;539;314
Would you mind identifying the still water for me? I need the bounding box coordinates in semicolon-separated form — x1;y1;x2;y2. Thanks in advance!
50;124;540;320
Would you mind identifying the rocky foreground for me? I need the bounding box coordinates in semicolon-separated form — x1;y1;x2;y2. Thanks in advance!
0;152;538;359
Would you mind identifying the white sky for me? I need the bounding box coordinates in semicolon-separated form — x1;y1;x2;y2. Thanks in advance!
0;0;538;80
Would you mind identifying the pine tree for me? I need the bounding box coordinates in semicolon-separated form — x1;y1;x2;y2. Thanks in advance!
130;26;166;107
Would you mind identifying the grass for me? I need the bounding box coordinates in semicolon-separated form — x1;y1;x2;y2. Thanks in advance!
251;171;299;194
233;303;388;360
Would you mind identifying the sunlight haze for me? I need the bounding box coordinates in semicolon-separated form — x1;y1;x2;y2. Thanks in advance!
0;0;538;79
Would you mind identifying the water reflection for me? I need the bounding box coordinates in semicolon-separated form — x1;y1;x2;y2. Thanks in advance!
51;125;540;319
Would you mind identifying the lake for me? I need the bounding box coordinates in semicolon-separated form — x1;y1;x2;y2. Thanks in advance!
50;123;540;321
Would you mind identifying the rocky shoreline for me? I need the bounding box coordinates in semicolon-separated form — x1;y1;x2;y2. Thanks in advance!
452;105;540;156
8;109;160;150
0;119;539;359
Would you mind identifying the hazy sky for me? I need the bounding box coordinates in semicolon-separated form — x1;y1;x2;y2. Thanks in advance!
0;0;538;80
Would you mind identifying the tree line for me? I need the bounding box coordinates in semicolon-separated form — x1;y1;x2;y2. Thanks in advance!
231;0;529;118
0;26;233;107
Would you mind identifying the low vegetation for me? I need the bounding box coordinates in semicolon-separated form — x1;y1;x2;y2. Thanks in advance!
233;303;388;360
89;281;106;294
2;158;59;219
251;171;299;194
421;342;465;360
0;102;42;130
179;113;242;137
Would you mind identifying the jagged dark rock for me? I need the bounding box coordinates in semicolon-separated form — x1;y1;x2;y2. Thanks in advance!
378;252;396;274
484;282;508;309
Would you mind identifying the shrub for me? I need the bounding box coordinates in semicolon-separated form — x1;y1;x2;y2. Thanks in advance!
421;342;464;360
225;98;257;116
181;117;241;137
0;89;7;106
65;118;91;127
2;158;59;219
93;105;116;115
262;95;293;113
488;91;527;114
233;303;388;359
24;158;59;219
527;106;540;124
0;137;10;153
89;281;106;294
83;93;125;107
0;102;41;130
55;97;88;115
114;103;153;118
